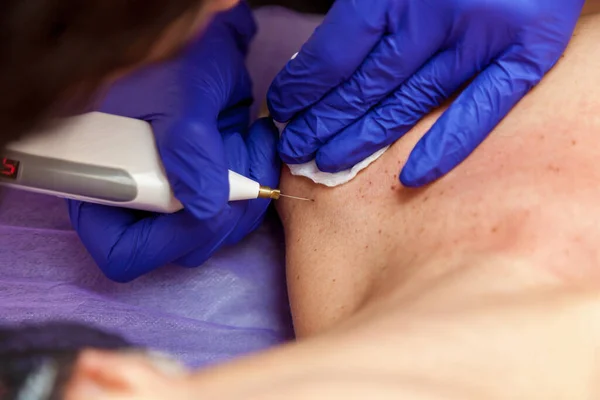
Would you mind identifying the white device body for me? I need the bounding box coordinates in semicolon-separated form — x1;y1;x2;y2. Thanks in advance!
0;112;263;213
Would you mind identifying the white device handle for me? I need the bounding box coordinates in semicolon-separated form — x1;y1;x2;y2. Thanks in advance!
0;112;268;214
228;170;261;201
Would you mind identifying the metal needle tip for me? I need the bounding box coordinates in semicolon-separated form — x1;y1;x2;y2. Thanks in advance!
279;193;314;202
257;186;314;202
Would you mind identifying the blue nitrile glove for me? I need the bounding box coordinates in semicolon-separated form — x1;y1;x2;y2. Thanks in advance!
68;3;280;282
268;0;584;187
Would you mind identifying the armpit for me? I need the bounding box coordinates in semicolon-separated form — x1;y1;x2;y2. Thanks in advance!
277;12;600;336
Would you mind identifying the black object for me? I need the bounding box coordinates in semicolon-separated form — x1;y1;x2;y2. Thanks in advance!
248;0;335;14
0;322;131;400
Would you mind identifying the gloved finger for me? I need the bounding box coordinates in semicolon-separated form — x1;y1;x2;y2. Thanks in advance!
246;118;281;189
267;1;390;123
177;118;280;266
227;118;280;244
69;199;240;281
158;24;253;220
400;49;543;187
314;47;478;172
222;131;249;176
278;22;446;165
175;133;250;267
68;200;138;260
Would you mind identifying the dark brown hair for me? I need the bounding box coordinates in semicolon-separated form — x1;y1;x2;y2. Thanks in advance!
0;0;207;149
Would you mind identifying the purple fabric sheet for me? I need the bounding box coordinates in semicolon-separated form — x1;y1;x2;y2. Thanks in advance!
0;7;323;369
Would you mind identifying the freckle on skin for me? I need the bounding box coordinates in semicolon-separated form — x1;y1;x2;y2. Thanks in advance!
547;164;561;173
540;135;545;140
572;140;577;146
378;229;382;234
491;226;498;233
296;275;300;280
390;185;395;190
423;196;429;202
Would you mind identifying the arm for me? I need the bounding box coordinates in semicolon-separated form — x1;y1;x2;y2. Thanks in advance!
65;288;600;400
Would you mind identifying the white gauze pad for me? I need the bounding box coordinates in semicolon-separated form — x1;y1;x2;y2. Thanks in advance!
274;121;390;187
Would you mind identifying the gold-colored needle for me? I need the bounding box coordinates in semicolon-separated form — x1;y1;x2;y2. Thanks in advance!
279;193;314;202
258;186;314;202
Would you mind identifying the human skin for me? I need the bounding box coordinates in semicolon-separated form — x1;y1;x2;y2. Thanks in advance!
278;6;600;338
68;289;600;400
66;7;600;400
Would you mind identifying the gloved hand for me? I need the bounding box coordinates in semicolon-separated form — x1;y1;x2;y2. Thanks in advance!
268;0;584;186
68;3;280;282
